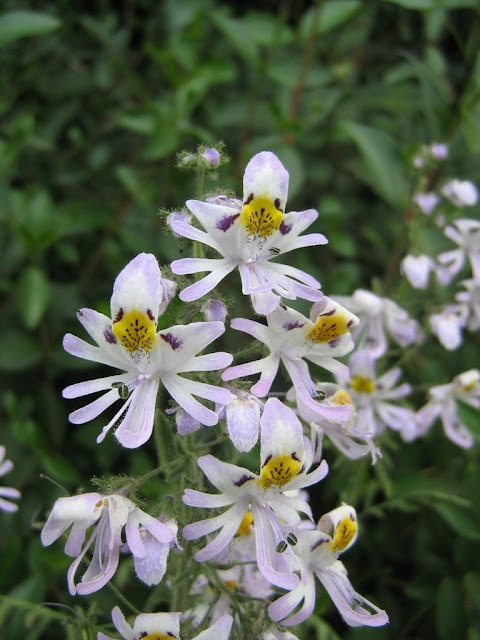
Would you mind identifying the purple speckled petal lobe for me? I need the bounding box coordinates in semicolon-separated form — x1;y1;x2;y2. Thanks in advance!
197;454;256;494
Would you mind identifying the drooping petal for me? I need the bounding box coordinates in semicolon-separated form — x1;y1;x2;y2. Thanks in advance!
114;378;160;448
192;614;233;640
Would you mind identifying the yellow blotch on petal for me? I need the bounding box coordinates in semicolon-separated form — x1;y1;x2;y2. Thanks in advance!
307;309;351;344
140;634;177;640
350;376;376;394
240;195;283;237
332;390;355;406
236;510;254;536
330;514;358;554
113;310;156;354
258;454;302;491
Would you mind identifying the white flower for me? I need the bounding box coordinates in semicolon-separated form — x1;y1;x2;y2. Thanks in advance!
182;398;328;589
171;151;327;315
429;304;468;351
438;218;480;283
41;492;174;595
401;254;436;289
412;192;440;215
62;253;233;447
268;505;388;628
442;179;478;207
98;607;232;640
415;369;480;448
0;445;20;513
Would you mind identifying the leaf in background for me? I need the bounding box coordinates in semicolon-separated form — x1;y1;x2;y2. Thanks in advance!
435;577;467;640
382;0;477;9
300;1;362;39
0;11;61;47
17;266;50;330
0;330;42;371
430;500;480;541
456;401;480;441
340;121;405;209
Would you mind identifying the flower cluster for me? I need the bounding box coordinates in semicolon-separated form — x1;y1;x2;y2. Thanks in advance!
40;150;395;638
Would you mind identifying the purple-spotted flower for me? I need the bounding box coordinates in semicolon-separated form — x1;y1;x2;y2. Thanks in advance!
182;398;328;589
171;151;327;315
333;289;423;358
41;492;174;595
429;304;468;351
268;505;388;628
290;384;381;463
98;607;233;640
438;218;480;283
222;298;358;423
62;253;233;448
337;351;415;441
0;445;20;513
415;369;480;448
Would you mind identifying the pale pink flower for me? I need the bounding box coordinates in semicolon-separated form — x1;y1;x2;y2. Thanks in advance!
415;369;480;448
98;607;232;640
0;445;20;513
62;253;233;447
412;192;440;215
171;151;327;315
268;505;388;628
222;298;358;423
41;492;174;595
182;398;328;589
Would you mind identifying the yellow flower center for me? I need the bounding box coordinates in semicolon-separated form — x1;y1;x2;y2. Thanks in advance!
240;195;283;237
257;454;302;490
350;376;376;394
224;580;238;591
307;309;351;344
113;310;156;354
331;390;355;406
236;510;254;536
330;514;358;554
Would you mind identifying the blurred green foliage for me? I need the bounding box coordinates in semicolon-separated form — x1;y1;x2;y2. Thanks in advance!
1;1;480;638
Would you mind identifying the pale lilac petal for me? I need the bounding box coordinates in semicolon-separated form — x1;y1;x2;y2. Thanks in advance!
243;151;289;211
171;257;226;275
115;379;159;448
176;352;232;373
133;534;169;586
189;502;249;561
280;571;317;626
170;220;224;253
260;398;303;461
197;454;255;494
226;396;261;452
183;489;236;509
0;497;19;512
280;232;328;252
62;374;129;399
110;253;162;323
125;520;145;558
68;388;120;424
192;614;233;640
133;612;180;638
316;565;389;627
230;317;270;342
162;376;219;426
251;291;282;315
178;262;237;302
441;402;474;448
63;334;120;368
111;606;136;640
252;502;299;590
268;581;306;623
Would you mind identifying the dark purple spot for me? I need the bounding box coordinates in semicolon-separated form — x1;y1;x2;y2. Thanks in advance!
291;452;300;461
320;308;336;317
328;337;341;348
234;474;255;487
347;319;354;328
279;221;292;235
311;536;329;551
262;454;272;468
244;193;254;205
160;332;183;350
104;328;117;344
274;198;283;211
147;308;155;321
216;213;240;232
114;308;124;323
283;321;305;331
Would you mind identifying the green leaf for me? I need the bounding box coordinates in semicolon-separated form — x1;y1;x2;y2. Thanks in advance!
17;266;50;330
456;401;480;441
431;500;480;541
435;577;467;640
0;330;42;371
0;11;61;48
340;121;405;208
301;2;362;38
383;0;477;9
